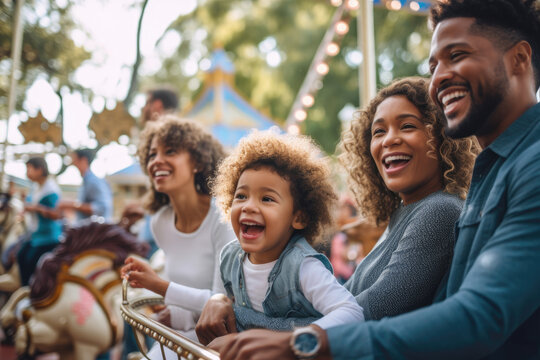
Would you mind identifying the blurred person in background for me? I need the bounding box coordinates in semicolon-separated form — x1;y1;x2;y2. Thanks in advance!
18;157;62;286
57;148;113;223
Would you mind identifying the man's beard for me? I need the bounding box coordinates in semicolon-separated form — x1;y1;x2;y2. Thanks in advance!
445;60;508;139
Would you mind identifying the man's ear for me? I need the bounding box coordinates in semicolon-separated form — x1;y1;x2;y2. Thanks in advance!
292;211;307;230
509;40;532;76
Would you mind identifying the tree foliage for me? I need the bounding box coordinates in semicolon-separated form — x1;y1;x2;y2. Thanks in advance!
144;0;432;154
0;0;91;118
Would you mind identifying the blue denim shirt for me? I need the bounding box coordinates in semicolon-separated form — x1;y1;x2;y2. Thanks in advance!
327;103;540;359
220;233;332;330
78;170;113;221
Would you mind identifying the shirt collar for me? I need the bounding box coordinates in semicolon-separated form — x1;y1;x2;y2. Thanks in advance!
82;169;93;180
488;103;540;158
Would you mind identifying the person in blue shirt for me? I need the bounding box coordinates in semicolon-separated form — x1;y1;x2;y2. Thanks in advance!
17;157;63;286
58;148;113;222
205;0;540;359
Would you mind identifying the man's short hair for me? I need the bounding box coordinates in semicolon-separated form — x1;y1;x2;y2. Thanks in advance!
148;88;179;111
430;0;540;90
74;148;96;164
26;157;49;177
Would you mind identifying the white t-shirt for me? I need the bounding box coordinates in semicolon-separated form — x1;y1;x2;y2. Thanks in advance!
150;200;235;337
242;256;365;329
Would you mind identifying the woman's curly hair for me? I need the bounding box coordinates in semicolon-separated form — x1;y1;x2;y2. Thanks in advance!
138;116;226;213
212;130;338;243
339;77;480;225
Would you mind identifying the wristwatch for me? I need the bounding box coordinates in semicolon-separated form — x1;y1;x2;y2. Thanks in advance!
290;326;321;359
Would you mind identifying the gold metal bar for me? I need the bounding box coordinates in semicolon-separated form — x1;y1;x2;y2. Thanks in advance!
120;279;220;360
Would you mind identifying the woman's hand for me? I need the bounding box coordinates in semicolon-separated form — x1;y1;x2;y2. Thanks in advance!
121;256;169;296
196;293;237;345
24;203;62;220
24;204;38;213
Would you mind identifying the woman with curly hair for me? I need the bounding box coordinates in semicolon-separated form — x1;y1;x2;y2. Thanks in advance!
121;116;235;353
211;130;363;336
339;76;479;320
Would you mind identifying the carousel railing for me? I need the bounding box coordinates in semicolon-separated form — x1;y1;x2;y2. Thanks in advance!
120;278;220;360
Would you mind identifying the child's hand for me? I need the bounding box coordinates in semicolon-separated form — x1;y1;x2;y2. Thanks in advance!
121;256;169;296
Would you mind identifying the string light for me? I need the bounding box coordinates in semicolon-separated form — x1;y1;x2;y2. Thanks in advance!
316;62;330;75
290;0;432;129
335;21;349;35
287;124;301;135
345;0;360;10
302;94;315;108
294;109;307;121
409;1;420;11
326;42;340;56
389;0;402;10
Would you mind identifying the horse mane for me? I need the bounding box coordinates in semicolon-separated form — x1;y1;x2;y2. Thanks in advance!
30;220;149;302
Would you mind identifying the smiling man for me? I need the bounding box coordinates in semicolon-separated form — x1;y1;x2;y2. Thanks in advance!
207;1;540;359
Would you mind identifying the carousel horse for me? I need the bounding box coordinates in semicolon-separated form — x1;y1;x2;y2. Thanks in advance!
0;220;148;360
0;192;27;294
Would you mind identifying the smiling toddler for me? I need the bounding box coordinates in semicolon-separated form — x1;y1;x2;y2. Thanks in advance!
212;130;364;331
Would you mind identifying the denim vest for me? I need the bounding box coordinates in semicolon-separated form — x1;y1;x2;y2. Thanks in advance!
220;233;333;330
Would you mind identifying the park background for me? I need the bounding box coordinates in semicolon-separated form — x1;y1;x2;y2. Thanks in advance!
0;0;435;218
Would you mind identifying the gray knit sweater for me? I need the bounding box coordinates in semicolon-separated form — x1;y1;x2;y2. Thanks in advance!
345;190;463;320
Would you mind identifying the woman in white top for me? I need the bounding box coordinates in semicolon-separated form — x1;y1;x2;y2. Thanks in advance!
122;116;235;358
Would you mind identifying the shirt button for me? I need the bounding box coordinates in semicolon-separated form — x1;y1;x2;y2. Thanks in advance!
242;302;246;306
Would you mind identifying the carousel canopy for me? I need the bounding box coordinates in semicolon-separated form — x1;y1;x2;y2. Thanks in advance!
183;48;282;148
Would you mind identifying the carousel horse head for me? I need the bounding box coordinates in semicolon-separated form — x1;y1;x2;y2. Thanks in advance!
2;220;148;360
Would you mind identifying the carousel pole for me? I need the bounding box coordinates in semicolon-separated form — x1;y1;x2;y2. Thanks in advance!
358;0;376;107
0;0;25;189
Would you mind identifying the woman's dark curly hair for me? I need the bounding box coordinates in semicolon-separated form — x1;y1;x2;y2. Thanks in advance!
339;77;480;225
138;116;226;213
430;0;540;89
212;130;337;243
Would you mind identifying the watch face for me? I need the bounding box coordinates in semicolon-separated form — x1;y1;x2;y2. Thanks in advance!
291;328;320;359
296;332;318;353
